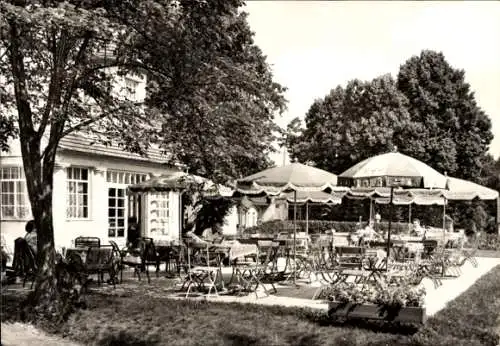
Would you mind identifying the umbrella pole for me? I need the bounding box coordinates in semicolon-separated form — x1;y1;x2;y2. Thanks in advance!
369;199;373;223
409;204;412;224
305;201;309;236
386;186;394;271
443;197;447;243
293;190;297;285
497;197;500;235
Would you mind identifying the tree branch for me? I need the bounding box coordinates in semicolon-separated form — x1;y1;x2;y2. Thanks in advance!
8;20;35;135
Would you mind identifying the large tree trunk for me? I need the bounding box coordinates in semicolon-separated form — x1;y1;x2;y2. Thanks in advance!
20;139;63;318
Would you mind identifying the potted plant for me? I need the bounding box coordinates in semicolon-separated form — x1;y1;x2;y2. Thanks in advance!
320;281;427;324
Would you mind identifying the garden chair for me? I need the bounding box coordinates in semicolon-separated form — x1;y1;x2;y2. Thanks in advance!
460;234;480;268
120;237;159;283
21;243;38;289
335;246;365;270
141;238;161;283
330;246;371;286
228;242;278;297
74;236;101;248
84;245;117;287
181;243;226;297
257;240;283;281
109;240;127;283
310;247;345;300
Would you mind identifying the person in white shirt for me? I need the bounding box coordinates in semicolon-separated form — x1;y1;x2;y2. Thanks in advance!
24;220;37;254
411;219;425;237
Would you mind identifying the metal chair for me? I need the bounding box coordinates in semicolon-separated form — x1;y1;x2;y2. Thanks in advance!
74;236;101;248
84;245;117;287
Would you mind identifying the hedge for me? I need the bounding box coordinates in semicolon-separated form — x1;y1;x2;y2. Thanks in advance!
243;220;412;236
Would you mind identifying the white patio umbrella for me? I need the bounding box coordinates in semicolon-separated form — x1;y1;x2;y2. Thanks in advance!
339;151;448;267
235;162;347;284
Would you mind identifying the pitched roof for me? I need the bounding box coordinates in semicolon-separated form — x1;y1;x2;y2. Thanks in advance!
57;133;175;165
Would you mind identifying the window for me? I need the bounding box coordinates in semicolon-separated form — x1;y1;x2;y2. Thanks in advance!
124;77;139;101
108;187;126;237
106;171;148;220
66;167;89;219
106;171;148;185
0;167;31;219
148;193;170;236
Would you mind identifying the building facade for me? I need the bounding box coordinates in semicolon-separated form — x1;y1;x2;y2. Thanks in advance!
0;134;186;250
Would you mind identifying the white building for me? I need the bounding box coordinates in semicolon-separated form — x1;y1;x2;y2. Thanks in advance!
1;132;186;249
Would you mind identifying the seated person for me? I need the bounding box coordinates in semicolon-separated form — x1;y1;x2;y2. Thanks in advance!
185;230;210;245
12;220;37;276
24;220;37;254
411;219;426;237
127;217;141;249
355;221;382;245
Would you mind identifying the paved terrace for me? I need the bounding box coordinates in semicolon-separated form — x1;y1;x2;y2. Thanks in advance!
161;257;500;317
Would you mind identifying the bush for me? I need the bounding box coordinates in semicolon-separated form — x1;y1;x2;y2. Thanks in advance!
244;220;411;237
472;232;500;251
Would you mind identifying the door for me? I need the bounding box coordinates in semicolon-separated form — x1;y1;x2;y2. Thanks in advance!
108;186;128;245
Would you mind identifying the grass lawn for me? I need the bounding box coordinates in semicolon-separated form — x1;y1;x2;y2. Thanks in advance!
2;266;500;346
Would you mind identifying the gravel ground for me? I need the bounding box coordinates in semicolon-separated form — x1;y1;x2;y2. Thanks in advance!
1;322;82;346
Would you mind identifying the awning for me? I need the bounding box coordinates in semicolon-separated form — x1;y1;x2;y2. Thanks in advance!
283;190;345;204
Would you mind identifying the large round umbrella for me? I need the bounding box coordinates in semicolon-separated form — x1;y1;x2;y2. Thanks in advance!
338;151;448;267
237;162;340;194
444;177;499;200
338;152;448;189
235;162;346;284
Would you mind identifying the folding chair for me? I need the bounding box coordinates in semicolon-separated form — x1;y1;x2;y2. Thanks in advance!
120;238;159;283
141;238;161;283
229;242;277;297
22;244;38;289
109;240;127;284
181;243;226;297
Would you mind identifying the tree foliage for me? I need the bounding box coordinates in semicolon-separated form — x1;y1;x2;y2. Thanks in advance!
289;74;411;174
397;50;493;181
1;0;285;317
118;0;287;183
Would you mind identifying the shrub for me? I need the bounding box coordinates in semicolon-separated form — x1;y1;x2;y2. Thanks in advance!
244;220;411;236
471;232;500;251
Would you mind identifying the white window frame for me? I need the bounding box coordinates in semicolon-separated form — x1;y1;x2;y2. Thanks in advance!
0;166;31;220
106;170;148;220
66;167;91;220
146;192;171;240
107;184;128;238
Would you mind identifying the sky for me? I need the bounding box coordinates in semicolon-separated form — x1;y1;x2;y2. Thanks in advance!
244;1;500;166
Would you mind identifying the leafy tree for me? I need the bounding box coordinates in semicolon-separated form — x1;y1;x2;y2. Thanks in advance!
397;50;495;232
397;50;493;181
129;0;286;183
289;74;411;174
0;0;284;318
